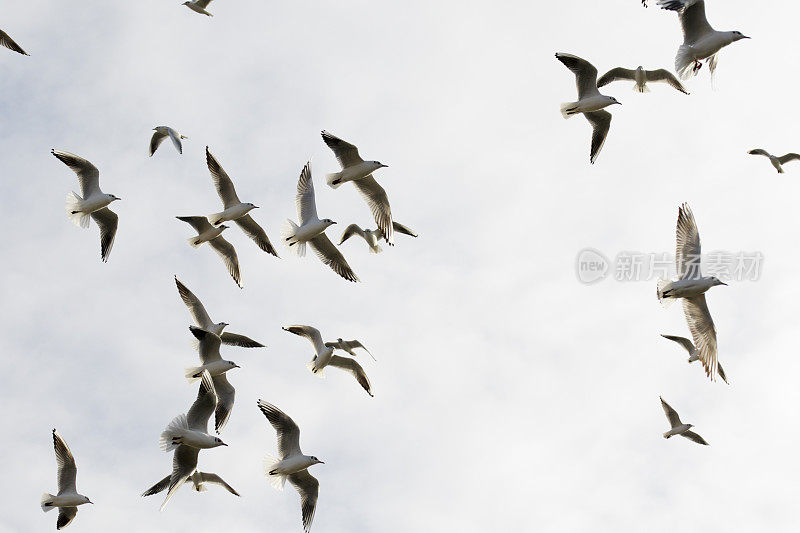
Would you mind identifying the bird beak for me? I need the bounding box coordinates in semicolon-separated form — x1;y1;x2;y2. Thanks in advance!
234;364;241;368
88;500;94;504
221;442;228;446
743;35;751;39
319;461;325;464
720;281;728;286
253;205;260;209
380;164;389;168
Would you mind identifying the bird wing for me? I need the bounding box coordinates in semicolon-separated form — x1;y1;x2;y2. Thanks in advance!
675;203;702;280
206;147;241;208
339;224;368;245
52;150;101;197
778;153;800;164
196;0;214;8
167;128;183;154
680;430;709;445
658;0;713;44
149;131;167;156
220;331;265;348
645;69;689;94
659;397;683;428
683;295;718;381
0;29;28;55
283;325;328;355
257;400;303;458
56;507;78;530
177;216;214;235
353;175;393;244
160;444;200;511
343;339;375;359
584;110;612;165
555;52;600;99
747;148;771;158
596;67;637;87
295;160;318;224
329;355;374;396
235;214;278;256
309;233;360;282
321;130;364;168
208;235;242;288
392;221;418;237
660;334;696;355
53;430;78;495
141;475;172;497
213;373;235;434
90;207;118;263
174;277;214;329
190;326;223;364
288;469;319;533
186;371;218;431
717;361;728;384
197;472;240;496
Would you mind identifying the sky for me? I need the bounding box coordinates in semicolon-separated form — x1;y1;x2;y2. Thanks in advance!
2;0;800;531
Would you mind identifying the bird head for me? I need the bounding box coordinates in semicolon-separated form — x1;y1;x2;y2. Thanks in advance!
711;277;727;287
372;160;388;169
311;456;325;465
322;219;337;227
247;203;259;209
732;31;750;41
109;194;122;201
610;96;622;106
214;437;228;447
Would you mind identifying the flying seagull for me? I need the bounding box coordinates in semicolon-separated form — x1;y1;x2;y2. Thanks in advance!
0;29;28;55
174;276;264;348
339;221;418;254
281;161;359;282
283;326;374;396
158;371;226;511
321;130;393;244
597;66;689;94
205;147;278;256
657;203;726;381
555;53;621;164
747;149;800;174
142;471;240;497
258;400;323;533
183;0;214;16
150;126;187;156
325;338;376;361
177;216;242;288
41;430;92;530
659;397;709;445
660;334;728;383
188;327;237;433
52;150;120;262
657;0;749;79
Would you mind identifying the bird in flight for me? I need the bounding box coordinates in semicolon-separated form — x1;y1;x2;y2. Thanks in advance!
41;430;93;530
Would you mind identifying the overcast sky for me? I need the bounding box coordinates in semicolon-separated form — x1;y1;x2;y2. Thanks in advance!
2;0;799;531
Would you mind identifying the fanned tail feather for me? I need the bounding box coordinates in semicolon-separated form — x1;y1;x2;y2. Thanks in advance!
560;102;579;119
263;454;287;490
657;278;676;309
675;45;696;80
184;366;203;383
41;493;56;512
326;172;343;189
281;219;306;257
159;414;188;451
208;212;225;226
65;192;90;228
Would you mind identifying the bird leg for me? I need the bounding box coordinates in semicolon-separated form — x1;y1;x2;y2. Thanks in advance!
693;61;702;73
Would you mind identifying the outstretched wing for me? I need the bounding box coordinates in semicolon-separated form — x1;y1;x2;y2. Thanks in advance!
288;469;319;533
675;203;702;280
309;234;360;282
257;400;302;459
206;147;241;208
353;175;393;244
0;29;28;55
659;397;682;428
585;110;612;165
683;295;718;381
645;69;689;94
208;236;242;288
596;67;637;87
52;150;101;197
53;430;77;495
220;331;265;348
329;355;374;396
90;207;118;263
681;430;709;445
235;215;279;256
321;130;364;168
555;52;600;99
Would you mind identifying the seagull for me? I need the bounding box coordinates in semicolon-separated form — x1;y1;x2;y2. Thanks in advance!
339;221;418;253
657;0;749;80
660;334;728;383
158;371;226;511
150;126;187;156
182;0;214;16
659;397;709;445
283;326;374;396
597;66;689;94
321;130;393;244
177;216;242;288
257;400;323;533
555;53;621;164
0;29;28;55
747;149;800;174
142;471;240;497
188;327;237;433
281;161;359;282
52;150;120;262
175;276;265;347
657;203;726;381
325;338;376;361
41;430;92;530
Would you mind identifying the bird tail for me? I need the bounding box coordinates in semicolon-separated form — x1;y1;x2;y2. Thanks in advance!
65;192;90;228
184;366;204;383
41;494;56;512
369;244;383;254
675;45;695;80
326;172;344;189
306;360;326;378
656;278;676;309
159;414;189;451
192;483;207;493
263;454;287;490
634;83;650;93
208;212;225;226
187;236;204;248
559;102;580;119
281;219;306;257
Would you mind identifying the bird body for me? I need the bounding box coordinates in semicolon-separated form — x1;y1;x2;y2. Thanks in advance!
183;0;213;16
209;203;257;226
187;223;227;248
326;160;386;189
283;325;334;376
150;126;187;156
267;454;322;477
185;359;238;382
177;217;242;287
658;276;722;300
41;430;92;530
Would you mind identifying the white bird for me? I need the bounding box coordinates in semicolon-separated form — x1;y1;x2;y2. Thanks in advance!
321;130;393;244
657;203;726;381
659;397;709;445
158;372;226;511
188;327;238;433
41;430;93;530
660;334;728;383
597;66;689;94
182;0;214;16
657;0;749;80
325;338;376;361
177;216;242;288
150;126;187;156
281;161;359;282
283;326;374;396
258;400;323;533
747;149;800;174
339;221;418;254
142;471;240;497
555;53;621;164
0;29;28;55
175;276;265;347
52;150;120;262
205;147;278;256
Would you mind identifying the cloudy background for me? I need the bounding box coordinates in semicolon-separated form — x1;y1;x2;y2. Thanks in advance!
1;0;799;531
